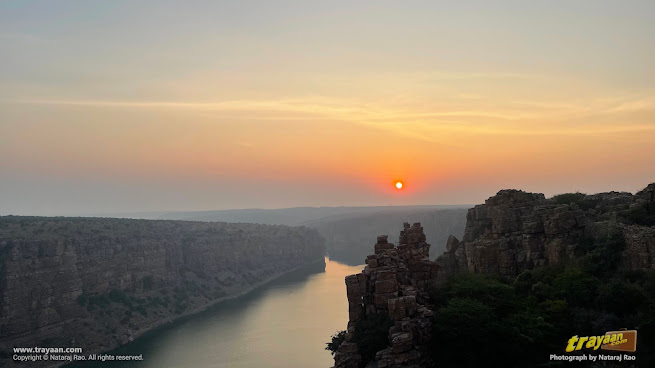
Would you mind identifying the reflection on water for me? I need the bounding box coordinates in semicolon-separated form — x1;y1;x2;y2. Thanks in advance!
74;258;363;368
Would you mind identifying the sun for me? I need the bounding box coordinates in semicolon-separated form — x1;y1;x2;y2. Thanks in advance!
395;181;403;189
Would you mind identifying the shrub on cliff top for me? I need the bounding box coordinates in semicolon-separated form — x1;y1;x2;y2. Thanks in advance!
551;192;599;211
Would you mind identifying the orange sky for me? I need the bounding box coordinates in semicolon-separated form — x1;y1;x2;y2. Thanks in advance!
1;1;654;215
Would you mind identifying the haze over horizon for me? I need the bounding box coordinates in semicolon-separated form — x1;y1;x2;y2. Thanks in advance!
2;1;655;216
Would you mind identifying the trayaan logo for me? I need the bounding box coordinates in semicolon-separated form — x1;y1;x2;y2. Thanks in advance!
565;330;637;353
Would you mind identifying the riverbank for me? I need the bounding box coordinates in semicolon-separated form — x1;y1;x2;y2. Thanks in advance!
1;217;326;368
126;257;328;345
68;257;362;368
16;257;327;368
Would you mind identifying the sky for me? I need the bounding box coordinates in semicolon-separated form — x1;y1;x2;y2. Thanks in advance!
1;0;655;215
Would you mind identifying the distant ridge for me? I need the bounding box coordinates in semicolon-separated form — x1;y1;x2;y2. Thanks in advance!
90;205;471;226
90;205;471;266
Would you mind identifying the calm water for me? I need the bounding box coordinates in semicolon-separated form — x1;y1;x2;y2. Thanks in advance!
78;258;363;368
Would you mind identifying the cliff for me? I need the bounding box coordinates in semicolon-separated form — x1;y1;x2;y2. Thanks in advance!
332;183;655;368
436;183;655;279
142;206;469;266
0;216;324;366
333;223;438;368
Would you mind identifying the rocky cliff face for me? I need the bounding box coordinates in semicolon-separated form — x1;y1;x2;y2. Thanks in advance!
332;183;655;368
148;205;468;266
0;216;324;366
334;223;438;368
436;183;655;280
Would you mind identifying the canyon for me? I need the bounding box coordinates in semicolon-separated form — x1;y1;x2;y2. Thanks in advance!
0;217;324;367
130;206;469;266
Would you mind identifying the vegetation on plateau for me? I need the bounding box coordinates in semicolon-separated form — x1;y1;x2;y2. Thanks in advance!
552;192;600;211
428;232;655;367
327;225;655;367
551;191;655;226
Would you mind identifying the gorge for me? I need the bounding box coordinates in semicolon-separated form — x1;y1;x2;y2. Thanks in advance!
0;217;324;367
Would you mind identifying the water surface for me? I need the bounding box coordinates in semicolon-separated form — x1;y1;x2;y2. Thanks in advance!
82;258;363;368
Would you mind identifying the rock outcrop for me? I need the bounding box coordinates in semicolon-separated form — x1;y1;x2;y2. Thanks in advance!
333;183;655;368
0;216;324;367
622;225;655;270
334;223;438;368
436;183;655;280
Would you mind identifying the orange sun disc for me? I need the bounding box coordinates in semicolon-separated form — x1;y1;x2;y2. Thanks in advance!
395;182;403;189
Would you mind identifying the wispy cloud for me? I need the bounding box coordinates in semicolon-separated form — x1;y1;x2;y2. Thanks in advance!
604;97;655;113
8;90;655;143
7;97;533;121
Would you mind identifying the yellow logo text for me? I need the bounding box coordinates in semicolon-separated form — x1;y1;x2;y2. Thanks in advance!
565;333;626;352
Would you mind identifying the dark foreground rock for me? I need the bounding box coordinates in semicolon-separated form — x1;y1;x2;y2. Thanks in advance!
333;183;655;368
334;223;437;368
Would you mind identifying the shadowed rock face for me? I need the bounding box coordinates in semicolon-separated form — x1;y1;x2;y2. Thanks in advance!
622;225;655;270
0;217;324;366
436;183;655;280
333;183;655;368
334;223;438;368
437;189;579;277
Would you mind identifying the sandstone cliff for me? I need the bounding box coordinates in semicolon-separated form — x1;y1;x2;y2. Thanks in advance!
144;206;468;266
333;223;438;368
332;183;654;368
436;183;655;280
0;216;324;366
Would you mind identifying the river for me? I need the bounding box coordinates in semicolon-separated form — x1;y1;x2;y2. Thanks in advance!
74;258;363;368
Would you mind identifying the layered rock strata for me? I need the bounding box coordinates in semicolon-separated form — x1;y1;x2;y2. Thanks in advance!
0;216;324;367
436;183;655;280
334;223;438;368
